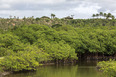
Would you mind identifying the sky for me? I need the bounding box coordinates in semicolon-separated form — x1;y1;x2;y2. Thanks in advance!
0;0;116;19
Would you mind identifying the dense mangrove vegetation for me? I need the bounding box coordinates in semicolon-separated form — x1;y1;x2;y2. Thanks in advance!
97;60;116;77
0;12;116;77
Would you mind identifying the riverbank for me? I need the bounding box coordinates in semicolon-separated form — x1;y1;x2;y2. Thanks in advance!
1;58;115;77
78;52;116;60
0;59;77;76
3;60;106;77
0;54;115;77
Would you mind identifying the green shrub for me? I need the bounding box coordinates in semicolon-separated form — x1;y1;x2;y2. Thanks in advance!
0;49;50;72
97;60;116;77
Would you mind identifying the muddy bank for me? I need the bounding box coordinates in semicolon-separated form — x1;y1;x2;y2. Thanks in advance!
78;52;116;60
40;59;77;65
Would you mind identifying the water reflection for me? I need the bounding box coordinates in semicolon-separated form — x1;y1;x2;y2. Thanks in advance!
4;61;105;77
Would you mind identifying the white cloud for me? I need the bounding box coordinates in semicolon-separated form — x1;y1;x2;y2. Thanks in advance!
70;2;101;18
0;4;11;9
0;0;66;4
0;9;74;18
72;2;100;14
0;0;116;18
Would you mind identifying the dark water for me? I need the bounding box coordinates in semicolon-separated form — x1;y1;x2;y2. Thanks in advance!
4;61;105;77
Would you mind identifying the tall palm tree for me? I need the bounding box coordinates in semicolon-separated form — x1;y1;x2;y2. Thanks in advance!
103;13;107;19
92;14;96;19
106;13;112;19
111;15;115;20
71;15;74;19
99;12;103;18
96;14;99;18
51;13;55;19
14;16;16;19
53;14;55;19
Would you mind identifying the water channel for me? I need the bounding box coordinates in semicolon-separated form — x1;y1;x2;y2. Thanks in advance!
4;61;105;77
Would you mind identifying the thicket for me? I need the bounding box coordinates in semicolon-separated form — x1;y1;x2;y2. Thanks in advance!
0;18;116;72
97;60;116;77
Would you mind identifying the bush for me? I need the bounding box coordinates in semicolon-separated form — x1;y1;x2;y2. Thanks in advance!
97;60;116;77
0;49;50;72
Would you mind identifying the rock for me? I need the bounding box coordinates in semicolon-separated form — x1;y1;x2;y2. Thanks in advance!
0;71;11;76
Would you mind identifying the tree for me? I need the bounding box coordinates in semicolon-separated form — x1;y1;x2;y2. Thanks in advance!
71;15;74;19
41;16;50;19
92;14;96;19
99;12;103;18
111;15;115;20
103;13;107;19
51;13;56;19
35;17;40;21
96;14;99;18
106;13;112;19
